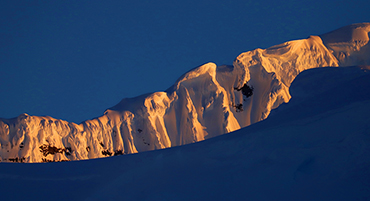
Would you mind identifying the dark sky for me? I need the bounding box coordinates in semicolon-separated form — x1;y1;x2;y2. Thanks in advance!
0;0;369;123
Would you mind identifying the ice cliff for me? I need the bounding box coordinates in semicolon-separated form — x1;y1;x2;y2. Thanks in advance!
1;23;369;162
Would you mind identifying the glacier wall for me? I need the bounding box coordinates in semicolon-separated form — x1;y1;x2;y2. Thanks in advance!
1;23;369;162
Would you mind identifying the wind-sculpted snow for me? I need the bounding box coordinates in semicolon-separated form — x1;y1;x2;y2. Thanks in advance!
1;23;369;162
0;66;369;200
320;22;370;66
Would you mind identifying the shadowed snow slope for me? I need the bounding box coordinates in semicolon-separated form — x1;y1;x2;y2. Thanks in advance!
0;23;369;162
0;66;369;200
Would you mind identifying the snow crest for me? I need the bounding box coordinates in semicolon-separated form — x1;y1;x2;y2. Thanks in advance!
1;23;369;162
320;23;370;66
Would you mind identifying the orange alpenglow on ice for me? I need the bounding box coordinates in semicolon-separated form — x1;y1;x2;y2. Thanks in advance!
0;22;370;201
0;23;369;163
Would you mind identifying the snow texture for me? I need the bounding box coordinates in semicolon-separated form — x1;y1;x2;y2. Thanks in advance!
0;65;369;200
0;22;369;163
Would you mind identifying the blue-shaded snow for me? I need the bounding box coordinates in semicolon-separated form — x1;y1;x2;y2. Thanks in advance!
0;66;369;200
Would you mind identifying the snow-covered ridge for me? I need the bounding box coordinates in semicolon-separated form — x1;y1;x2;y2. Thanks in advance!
320;22;370;66
1;23;369;163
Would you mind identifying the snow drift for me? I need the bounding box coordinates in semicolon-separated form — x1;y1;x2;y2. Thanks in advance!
0;65;369;200
0;22;369;162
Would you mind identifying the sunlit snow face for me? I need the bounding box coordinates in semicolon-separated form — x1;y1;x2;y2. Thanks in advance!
1;1;369;123
320;23;370;66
